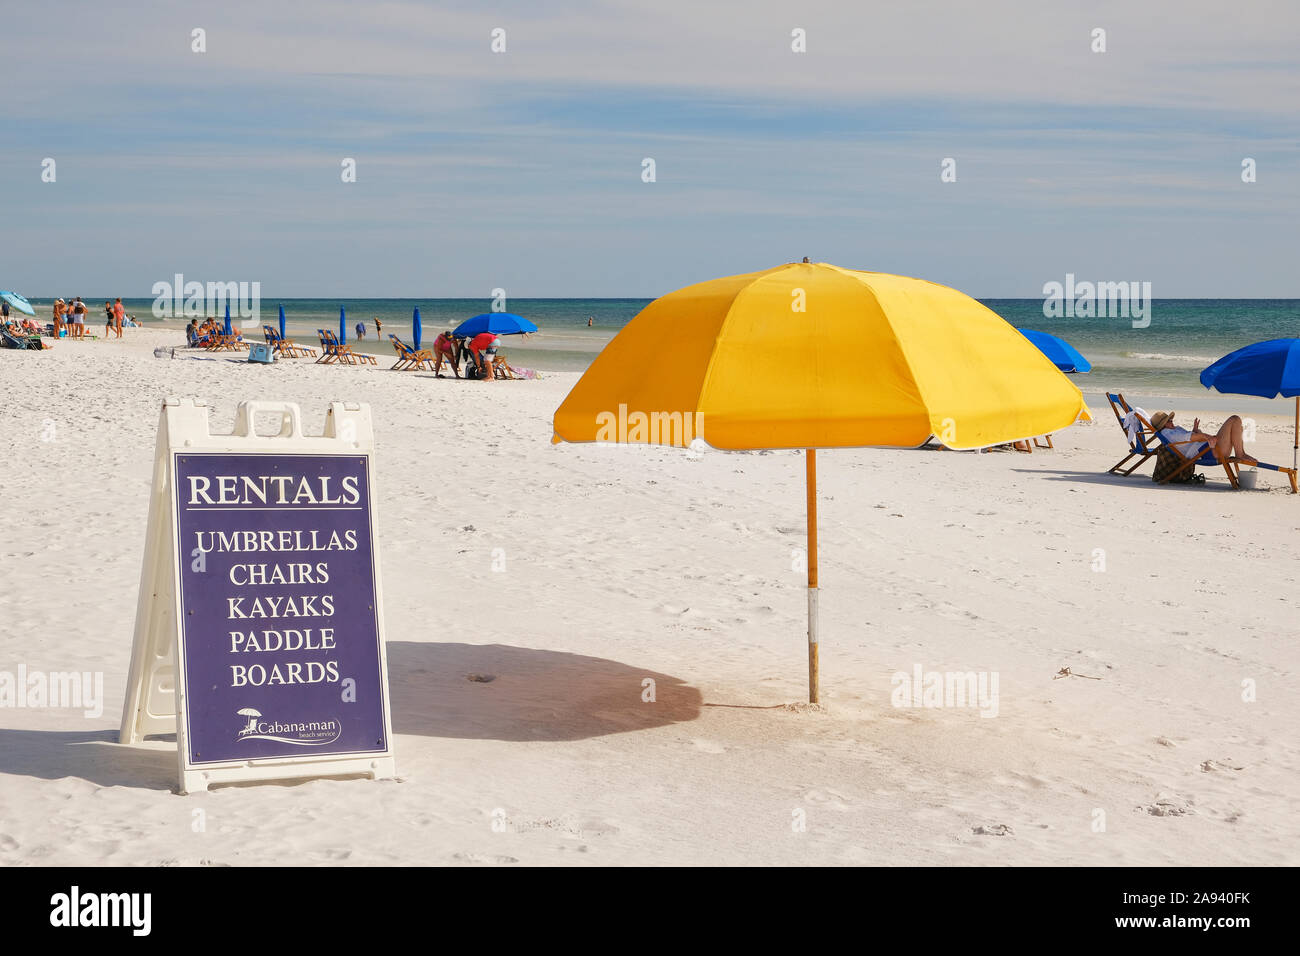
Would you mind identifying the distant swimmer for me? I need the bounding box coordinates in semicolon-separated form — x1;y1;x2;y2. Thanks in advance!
587;316;593;327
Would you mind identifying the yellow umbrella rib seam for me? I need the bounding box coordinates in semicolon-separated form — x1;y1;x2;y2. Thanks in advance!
821;263;935;445
691;264;794;442
829;263;1085;448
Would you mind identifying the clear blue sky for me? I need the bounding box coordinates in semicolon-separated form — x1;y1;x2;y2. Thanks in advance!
2;1;1297;297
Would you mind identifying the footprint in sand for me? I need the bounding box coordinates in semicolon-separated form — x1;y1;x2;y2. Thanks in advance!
1140;795;1193;817
690;738;726;754
972;824;1014;836
452;852;519;865
1199;759;1244;772
803;788;853;811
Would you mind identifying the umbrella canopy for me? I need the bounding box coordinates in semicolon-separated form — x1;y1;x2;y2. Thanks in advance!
1017;328;1091;373
278;304;286;340
413;306;422;350
223;302;232;337
1200;338;1300;398
553;261;1089;702
453;312;538;338
1201;338;1300;473
0;291;36;317
339;305;346;344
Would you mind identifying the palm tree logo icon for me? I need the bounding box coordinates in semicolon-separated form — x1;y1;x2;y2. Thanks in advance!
237;707;262;737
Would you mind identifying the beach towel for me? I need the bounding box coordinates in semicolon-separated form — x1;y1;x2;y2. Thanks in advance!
1121;406;1148;444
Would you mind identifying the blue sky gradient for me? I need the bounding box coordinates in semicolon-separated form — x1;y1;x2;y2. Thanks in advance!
2;1;1297;297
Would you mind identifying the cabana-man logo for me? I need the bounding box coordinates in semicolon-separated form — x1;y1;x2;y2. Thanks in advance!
235;707;342;746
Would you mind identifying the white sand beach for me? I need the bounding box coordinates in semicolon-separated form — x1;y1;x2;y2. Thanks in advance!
1;328;1297;866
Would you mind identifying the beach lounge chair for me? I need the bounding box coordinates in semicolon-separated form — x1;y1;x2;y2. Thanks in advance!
1106;392;1160;475
204;333;241;352
263;325;316;358
491;352;519;380
388;334;435;371
316;329;354;364
1137;407;1298;493
318;330;376;366
315;329;340;364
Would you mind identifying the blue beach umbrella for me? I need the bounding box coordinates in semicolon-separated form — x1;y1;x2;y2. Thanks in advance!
453;312;539;338
412;306;422;350
224;302;232;337
0;290;36;316
1201;338;1300;470
278;304;286;340
339;305;346;345
1017;328;1091;373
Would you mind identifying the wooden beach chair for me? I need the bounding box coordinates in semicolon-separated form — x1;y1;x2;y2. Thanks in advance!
387;334;435;371
1106;392;1159;475
319;330;376;366
491;351;519;380
204;333;237;352
264;325;316;358
315;330;339;364
316;329;354;364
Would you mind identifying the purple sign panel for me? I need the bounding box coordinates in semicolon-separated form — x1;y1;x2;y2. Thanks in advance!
174;453;388;765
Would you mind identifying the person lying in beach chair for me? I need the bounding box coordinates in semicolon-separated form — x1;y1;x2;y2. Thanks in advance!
387;334;435;371
1147;410;1298;492
1106;392;1160;475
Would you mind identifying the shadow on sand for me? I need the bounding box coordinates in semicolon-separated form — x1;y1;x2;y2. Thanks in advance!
387;642;702;741
1015;468;1239;491
0;727;176;791
0;644;702;789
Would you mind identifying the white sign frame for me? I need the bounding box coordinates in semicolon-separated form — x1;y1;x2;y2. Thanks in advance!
119;398;397;793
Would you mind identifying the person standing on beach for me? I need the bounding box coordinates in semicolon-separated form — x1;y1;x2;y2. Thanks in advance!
113;298;125;338
373;316;382;336
432;329;460;378
52;299;64;338
104;301;113;336
355;321;366;340
73;297;86;339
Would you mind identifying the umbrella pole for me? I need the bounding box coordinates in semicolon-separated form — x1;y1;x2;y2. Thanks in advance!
1294;396;1298;477
806;448;819;704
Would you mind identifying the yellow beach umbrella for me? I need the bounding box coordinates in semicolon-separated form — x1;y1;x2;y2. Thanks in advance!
553;261;1089;702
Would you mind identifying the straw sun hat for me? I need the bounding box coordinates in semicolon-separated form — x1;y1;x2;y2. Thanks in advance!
1150;411;1174;429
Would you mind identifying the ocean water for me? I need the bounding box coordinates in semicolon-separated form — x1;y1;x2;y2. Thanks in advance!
23;297;1299;407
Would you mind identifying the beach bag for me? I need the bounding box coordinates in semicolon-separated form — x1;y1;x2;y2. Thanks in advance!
1152;445;1202;484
